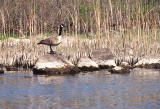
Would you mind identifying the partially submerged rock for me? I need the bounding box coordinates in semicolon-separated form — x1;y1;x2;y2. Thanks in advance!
120;62;132;69
0;69;4;74
98;59;116;68
5;66;19;71
110;66;130;74
77;57;99;71
77;48;116;71
135;58;160;69
33;54;80;75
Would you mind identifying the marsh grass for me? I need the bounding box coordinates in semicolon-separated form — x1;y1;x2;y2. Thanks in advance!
0;29;159;68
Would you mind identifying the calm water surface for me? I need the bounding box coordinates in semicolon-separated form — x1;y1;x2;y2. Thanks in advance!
0;68;160;109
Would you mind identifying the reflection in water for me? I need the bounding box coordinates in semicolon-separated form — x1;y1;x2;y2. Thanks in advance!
131;68;160;80
37;75;65;85
0;69;159;109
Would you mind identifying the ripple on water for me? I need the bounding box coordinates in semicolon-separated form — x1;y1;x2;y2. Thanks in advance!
0;69;159;109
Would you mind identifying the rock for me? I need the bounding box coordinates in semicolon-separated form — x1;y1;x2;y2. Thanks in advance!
0;66;6;74
0;69;4;74
91;48;115;60
120;62;132;69
5;66;27;71
135;58;160;69
5;66;18;71
98;59;116;68
77;57;99;71
33;54;80;75
110;66;130;74
90;48;116;68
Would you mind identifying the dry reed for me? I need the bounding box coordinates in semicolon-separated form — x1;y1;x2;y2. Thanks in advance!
0;0;159;36
0;30;159;68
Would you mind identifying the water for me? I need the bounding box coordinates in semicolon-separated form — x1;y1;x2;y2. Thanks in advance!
0;68;160;109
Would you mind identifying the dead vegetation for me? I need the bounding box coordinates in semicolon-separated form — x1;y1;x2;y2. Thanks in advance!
0;30;159;68
0;0;159;68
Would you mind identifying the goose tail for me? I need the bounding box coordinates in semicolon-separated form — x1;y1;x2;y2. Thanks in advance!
37;40;44;45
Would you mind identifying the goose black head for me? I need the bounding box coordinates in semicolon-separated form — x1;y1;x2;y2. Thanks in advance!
59;24;65;36
60;24;64;28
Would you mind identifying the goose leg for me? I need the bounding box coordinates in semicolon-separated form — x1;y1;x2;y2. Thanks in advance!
50;45;56;54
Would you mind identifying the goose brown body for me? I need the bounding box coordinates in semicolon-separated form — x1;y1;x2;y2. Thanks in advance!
38;36;61;46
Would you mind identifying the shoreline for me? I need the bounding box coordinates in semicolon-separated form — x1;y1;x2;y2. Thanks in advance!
0;55;159;75
0;36;159;75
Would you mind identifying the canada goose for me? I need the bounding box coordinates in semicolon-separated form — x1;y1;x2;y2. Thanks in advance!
38;24;64;54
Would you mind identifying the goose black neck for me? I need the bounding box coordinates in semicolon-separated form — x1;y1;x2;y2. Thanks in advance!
59;26;63;36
